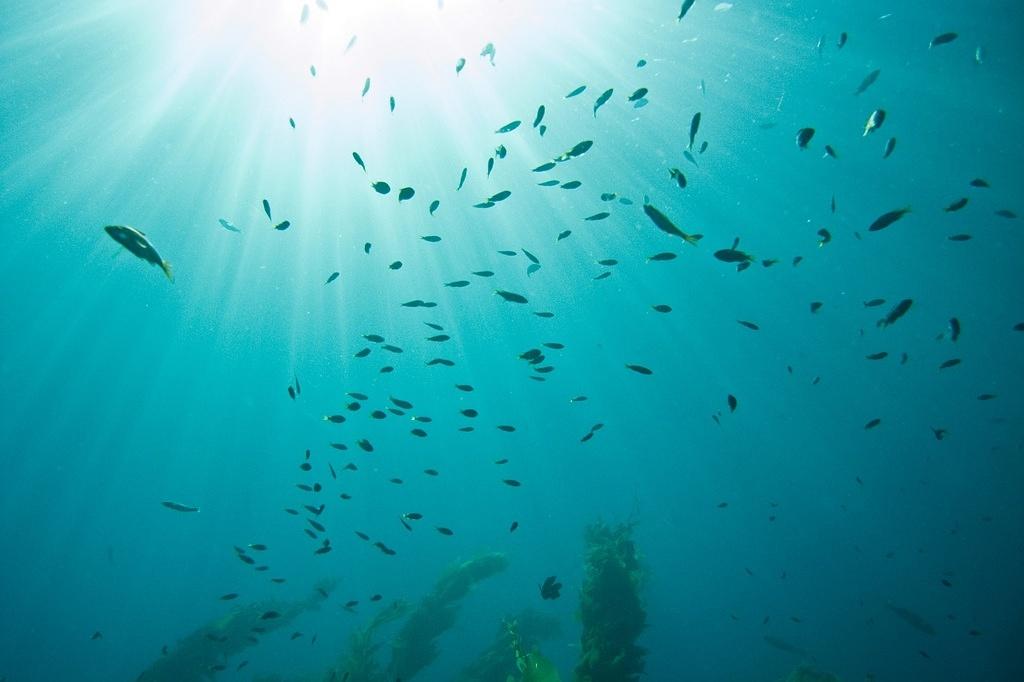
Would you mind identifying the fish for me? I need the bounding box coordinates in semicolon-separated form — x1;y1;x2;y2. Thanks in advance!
714;248;754;264
496;290;528;304
648;252;677;262
429;199;440;215
939;358;961;370
643;202;702;245
274;220;291;231
930;32;958;48
539;575;562;600
854;69;881;95
863;298;886;307
436;526;454;536
823;144;838;159
263;199;272;220
868;207;910;232
496;120;521;134
455;57;466;74
162;501;199;513
219;593;239;600
457;167;468;191
837;32;847;49
727;394;737;412
361;78;370;97
565;85;586;98
218;218;240;232
389;96;395;112
533;105;545;128
371;181;391;195
688;112;701;149
510;521;519;532
948;234;972;241
652;304;672;313
864;418;882;430
560;180;582;190
104;225;173;281
345;35;357;53
628;87;648;102
944;197;968;212
555;139;594;161
877;299;913;328
883;137;896;159
866;352;888;360
669;168;687;189
795;127;815;149
486;158;494;178
969;178;990;188
949;317;961;342
480;42;496;65
626;364;653;375
593;88;613;117
533;162;557;173
557;230;571;241
398;187;415;202
863;109;886;136
503;479;521;487
260;611;280;620
585;212;610;221
737;320;760;330
886;604;937;635
677;0;696;21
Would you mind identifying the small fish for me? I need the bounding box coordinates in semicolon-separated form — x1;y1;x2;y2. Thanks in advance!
557;230;572;241
863;298;886;307
510;521;519;532
455;57;466;74
648;252;678;262
883;137;896;159
105;225;173;281
274;220;291;231
869;207;910;232
669;168;687;189
863;109;886;136
727;394;737;412
496;290;528;304
877;298;913;328
162;501;200;513
593;88;613;117
810;301;823;314
565;84;587;98
652;304;672;313
429;199;440;215
371;181;391;195
626;364;653;375
948;233;972;241
533;105;545;128
866;351;889;360
361;77;370;97
643;202;702;245
628;87;649;102
944;197;968;212
480;42;496;65
496;120;521;134
795;127;815;149
864;418;882;430
677;0;696;22
837;32;848;49
398;187;415;202
502;479;522;487
688;112;701;149
823;144;838;159
585;212;610;221
218;218;240;233
560;180;582;190
939;358;961;370
854;69;881;95
345;35;357;53
457;167;468;191
969;178;990;188
436;526;454;536
539;575;562;600
949;317;961;342
421;235;441;243
389;96;395;113
737;320;760;330
930;32;958;48
262;199;272;220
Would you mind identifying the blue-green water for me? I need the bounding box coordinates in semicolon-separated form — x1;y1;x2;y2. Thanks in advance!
1;1;1022;680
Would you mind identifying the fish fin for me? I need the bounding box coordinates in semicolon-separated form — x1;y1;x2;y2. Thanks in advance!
161;261;174;282
685;234;703;245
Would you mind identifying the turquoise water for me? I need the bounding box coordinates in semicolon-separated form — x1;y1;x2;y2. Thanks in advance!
1;1;1022;680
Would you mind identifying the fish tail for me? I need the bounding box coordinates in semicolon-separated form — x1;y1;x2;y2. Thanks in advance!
685;233;703;245
161;260;174;282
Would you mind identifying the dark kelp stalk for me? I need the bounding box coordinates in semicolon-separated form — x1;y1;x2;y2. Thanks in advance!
575;521;646;682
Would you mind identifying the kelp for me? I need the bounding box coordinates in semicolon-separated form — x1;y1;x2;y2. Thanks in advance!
457;609;562;682
137;581;334;681
323;599;409;682
574;521;646;682
387;552;509;680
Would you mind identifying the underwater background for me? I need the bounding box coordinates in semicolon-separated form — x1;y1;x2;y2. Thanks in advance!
1;0;1022;680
